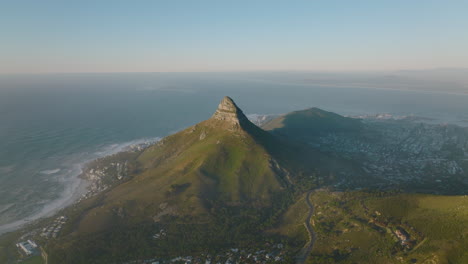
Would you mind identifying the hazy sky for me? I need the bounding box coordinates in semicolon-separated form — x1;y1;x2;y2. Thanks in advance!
1;0;467;73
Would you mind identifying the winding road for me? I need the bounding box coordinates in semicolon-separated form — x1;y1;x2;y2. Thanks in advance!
296;191;317;264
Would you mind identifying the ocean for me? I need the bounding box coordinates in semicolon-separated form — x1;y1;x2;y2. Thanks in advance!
1;72;467;234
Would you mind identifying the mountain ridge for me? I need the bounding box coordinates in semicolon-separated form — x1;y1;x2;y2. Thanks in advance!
2;96;467;264
64;96;311;237
262;107;363;139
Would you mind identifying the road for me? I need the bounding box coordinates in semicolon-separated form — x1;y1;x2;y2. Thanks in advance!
296;190;316;264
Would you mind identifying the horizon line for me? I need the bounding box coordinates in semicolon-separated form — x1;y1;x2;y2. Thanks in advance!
1;67;468;76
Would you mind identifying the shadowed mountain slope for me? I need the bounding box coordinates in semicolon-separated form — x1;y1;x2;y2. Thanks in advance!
262;107;363;140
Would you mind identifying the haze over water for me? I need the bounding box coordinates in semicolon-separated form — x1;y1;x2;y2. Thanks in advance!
1;72;468;234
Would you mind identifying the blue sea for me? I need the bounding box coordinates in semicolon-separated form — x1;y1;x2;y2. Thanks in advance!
1;72;467;234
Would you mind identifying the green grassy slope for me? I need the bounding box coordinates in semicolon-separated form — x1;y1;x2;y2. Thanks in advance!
41;98;369;263
43;97;325;263
2;98;466;264
18;256;44;264
288;190;468;264
89;119;287;228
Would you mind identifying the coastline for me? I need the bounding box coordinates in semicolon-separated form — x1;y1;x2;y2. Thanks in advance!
0;137;159;236
0;168;89;236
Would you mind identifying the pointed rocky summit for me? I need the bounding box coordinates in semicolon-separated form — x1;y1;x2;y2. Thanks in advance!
211;96;249;126
38;95;338;263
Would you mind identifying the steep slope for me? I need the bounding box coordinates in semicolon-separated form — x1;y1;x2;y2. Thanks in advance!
44;97;330;263
96;96;293;224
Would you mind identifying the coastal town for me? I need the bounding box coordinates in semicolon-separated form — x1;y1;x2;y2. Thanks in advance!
249;113;468;193
77;140;156;202
40;216;68;239
11;141;155;264
314;117;468;193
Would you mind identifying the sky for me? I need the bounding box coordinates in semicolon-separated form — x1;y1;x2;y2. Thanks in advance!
1;0;468;73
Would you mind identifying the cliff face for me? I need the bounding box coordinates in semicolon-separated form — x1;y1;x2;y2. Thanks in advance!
211;96;250;127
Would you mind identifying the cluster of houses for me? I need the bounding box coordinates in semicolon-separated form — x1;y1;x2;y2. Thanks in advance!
78;155;134;202
40;215;68;239
121;244;287;264
127;141;155;152
82;166;112;197
394;228;410;245
315;118;467;191
73;140;157;205
368;211;417;250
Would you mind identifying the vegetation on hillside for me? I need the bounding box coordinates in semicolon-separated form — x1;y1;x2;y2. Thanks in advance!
2;98;466;264
300;189;468;264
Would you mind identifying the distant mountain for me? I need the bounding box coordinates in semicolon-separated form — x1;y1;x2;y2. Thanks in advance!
262;107;363;140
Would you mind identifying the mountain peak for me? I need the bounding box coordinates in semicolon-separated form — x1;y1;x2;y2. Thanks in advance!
216;96;241;113
211;96;249;126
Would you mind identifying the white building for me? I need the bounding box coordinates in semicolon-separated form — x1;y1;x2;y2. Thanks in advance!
16;240;38;256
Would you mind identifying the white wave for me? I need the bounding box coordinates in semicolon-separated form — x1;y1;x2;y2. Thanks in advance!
40;168;61;175
0;165;15;173
93;137;160;157
0;136;161;235
0;203;15;215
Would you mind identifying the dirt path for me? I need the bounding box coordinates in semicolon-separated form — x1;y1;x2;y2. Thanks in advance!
296;191;316;264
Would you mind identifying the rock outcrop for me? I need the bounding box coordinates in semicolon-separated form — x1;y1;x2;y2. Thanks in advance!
211;96;249;126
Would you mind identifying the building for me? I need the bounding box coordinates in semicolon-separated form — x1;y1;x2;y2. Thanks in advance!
16;240;38;256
